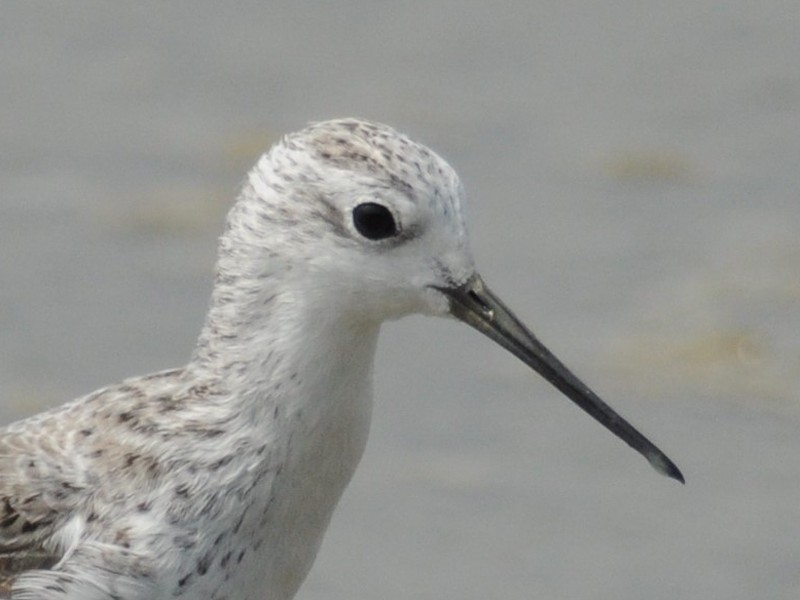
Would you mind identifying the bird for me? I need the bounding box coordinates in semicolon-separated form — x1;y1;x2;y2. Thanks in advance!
0;118;683;599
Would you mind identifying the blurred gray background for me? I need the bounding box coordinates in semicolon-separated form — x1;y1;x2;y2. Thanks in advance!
1;3;799;599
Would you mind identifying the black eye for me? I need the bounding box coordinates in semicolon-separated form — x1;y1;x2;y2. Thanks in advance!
352;202;398;240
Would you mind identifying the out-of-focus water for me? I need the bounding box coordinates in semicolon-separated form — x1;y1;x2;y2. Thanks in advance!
1;3;798;599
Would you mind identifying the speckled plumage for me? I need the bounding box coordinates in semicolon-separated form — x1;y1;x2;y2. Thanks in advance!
0;118;683;599
0;119;474;599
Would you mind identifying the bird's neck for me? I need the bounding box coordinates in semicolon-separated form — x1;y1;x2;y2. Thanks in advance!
191;243;381;429
184;246;381;599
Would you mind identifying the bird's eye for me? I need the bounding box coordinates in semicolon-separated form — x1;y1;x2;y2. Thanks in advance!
352;203;398;240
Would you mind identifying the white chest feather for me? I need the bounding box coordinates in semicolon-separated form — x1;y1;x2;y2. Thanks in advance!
181;322;379;600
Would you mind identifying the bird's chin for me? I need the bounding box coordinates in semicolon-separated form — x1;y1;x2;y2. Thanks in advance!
367;288;448;323
419;286;453;318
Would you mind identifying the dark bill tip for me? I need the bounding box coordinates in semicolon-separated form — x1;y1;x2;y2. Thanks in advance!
433;274;684;484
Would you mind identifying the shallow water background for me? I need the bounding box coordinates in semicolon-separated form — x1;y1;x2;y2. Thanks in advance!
1;3;799;599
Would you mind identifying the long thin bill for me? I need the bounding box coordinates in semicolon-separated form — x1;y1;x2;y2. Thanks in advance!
434;274;684;483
